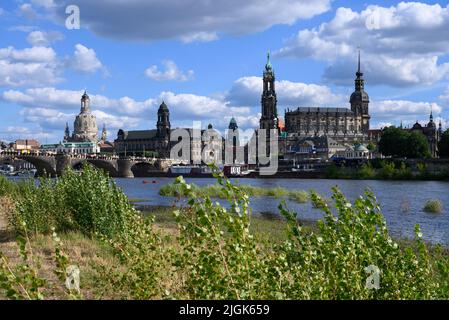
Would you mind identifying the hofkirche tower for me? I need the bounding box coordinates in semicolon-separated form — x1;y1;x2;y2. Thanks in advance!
350;50;370;135
259;52;279;131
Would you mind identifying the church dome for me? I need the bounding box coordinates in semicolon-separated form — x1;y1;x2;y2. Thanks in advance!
70;91;98;142
350;90;369;104
412;122;423;130
228;117;238;130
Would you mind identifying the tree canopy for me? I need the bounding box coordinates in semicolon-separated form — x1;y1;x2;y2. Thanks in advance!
438;129;449;158
379;126;430;159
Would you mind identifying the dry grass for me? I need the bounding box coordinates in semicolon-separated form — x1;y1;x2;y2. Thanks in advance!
1;196;121;300
0;231;121;300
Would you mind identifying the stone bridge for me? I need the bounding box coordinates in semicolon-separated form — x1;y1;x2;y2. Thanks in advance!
0;153;178;178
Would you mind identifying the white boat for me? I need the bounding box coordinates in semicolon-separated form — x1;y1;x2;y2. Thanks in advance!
169;165;194;174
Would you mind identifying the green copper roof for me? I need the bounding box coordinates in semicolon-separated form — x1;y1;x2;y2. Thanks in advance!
265;51;272;71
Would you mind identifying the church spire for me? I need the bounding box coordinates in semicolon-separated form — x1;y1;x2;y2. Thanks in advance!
101;123;107;142
357;48;361;74
265;51;272;72
81;89;90;113
64;122;70;141
260;52;278;130
354;48;365;92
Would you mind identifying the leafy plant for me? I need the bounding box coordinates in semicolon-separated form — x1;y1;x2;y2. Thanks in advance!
423;199;443;214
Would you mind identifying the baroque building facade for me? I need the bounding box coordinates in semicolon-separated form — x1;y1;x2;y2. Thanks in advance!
115;102;171;157
114;102;226;163
282;51;370;145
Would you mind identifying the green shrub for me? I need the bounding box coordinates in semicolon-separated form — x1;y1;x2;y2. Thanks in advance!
423;199;443;214
159;182;309;204
11;165;137;238
378;161;396;179
276;190;445;299
3;165;449;300
357;162;376;179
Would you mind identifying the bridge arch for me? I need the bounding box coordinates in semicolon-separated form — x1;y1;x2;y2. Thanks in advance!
71;159;119;177
18;156;56;177
131;161;159;177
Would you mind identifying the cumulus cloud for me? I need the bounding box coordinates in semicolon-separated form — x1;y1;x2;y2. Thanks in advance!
31;0;55;8
227;76;346;108
275;2;449;87
19;3;37;20
26;30;64;46
2;87;154;116
0;125;58;144
19;106;140;135
439;86;449;104
370;100;442;125
49;0;331;42
145;60;194;82
2;85;255;136
180;32;218;43
20;107;73;130
0;46;62;87
158;91;249;120
70;44;104;74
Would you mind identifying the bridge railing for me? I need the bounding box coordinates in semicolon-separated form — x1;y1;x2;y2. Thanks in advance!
1;150;181;163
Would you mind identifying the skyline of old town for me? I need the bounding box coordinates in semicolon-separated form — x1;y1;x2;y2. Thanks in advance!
1;1;449;145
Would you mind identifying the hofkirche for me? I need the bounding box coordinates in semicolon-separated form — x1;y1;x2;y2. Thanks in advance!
259;51;441;157
260;51;370;145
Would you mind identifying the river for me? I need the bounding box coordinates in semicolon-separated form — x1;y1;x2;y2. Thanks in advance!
114;177;449;246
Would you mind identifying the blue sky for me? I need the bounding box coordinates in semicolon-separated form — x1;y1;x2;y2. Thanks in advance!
1;0;449;143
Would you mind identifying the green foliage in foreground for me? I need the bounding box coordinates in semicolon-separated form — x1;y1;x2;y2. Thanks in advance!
159;182;309;204
1;166;449;299
423;199;443;214
8;165;137;238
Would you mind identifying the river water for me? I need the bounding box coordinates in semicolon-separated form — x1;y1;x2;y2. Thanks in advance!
114;177;449;246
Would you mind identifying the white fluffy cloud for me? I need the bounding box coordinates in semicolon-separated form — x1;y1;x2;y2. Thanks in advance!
50;0;331;42
227;76;345;108
180;32;218;44
2;87;154;116
27;30;64;46
439;86;449;104
20;107;73;130
19;3;37;20
70;44;103;74
145;60;194;82
19;106;140;134
0;46;62;87
31;0;55;8
276;3;449;87
370;100;442;126
2;85;256;135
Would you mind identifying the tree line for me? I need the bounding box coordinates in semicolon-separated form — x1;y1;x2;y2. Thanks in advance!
378;126;449;159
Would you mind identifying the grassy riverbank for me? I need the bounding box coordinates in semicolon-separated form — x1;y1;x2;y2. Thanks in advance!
327;160;449;181
159;182;309;204
1;167;449;300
